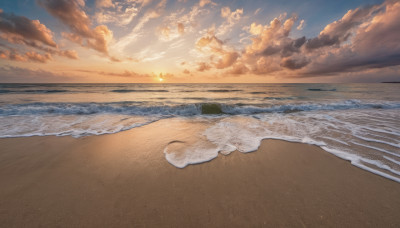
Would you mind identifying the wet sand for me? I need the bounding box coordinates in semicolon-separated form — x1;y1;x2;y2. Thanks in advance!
0;120;399;227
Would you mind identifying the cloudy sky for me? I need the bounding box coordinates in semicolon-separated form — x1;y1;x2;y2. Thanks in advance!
0;0;399;82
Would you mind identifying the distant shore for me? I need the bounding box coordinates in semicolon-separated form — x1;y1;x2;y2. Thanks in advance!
0;121;399;227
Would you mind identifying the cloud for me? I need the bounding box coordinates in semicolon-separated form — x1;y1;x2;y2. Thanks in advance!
297;19;305;30
215;51;239;69
196;31;223;51
0;32;78;60
25;51;52;63
0;49;52;63
305;5;377;50
114;0;166;51
0;49;25;61
39;0;113;55
96;0;115;8
0;65;71;82
157;1;212;42
199;0;216;8
244;15;298;56
158;22;185;41
95;0;149;26
59;50;79;59
231;14;302;74
131;47;166;62
301;0;400;76
219;0;400;79
197;62;211;72
194;29;239;70
0;10;56;47
217;7;243;36
177;23;185;34
76;69;151;78
280;56;309;70
227;63;249;75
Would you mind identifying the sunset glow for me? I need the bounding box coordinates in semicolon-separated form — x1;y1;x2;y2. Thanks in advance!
0;0;399;83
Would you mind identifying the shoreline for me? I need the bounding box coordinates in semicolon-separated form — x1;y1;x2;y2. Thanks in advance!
1;122;400;227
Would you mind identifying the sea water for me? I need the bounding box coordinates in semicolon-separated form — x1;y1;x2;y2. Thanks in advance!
0;83;399;182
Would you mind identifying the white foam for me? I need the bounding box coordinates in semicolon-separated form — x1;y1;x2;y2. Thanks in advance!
350;141;400;158
0;115;160;138
164;141;219;168
162;109;400;183
352;162;400;183
320;136;349;146
354;134;400;149
383;156;400;166
1;100;400;183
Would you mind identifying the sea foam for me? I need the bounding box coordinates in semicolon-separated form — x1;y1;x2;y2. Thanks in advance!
163;109;400;182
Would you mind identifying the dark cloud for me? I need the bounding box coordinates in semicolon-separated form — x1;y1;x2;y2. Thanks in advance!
303;53;400;76
280;57;310;70
305;34;340;50
281;36;306;57
260;45;280;56
261;36;306;57
0;10;79;61
0;10;56;47
302;0;400;76
231;0;400;80
305;5;378;50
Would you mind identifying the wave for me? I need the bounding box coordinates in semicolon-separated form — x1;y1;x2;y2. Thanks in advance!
307;88;337;91
207;89;242;93
0;89;70;94
163;110;400;182
24;89;69;93
0;100;399;116
111;89;169;93
263;96;295;100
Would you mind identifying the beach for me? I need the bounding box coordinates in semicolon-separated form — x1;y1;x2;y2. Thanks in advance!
1;119;399;228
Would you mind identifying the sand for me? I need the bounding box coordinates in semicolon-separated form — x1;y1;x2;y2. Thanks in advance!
0;119;399;227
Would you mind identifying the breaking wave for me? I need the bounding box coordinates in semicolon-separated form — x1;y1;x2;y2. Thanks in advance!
1;100;398;116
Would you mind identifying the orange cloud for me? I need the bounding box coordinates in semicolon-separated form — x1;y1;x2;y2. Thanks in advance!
0;32;79;60
39;0;113;55
197;62;211;72
177;23;185;35
0;49;52;63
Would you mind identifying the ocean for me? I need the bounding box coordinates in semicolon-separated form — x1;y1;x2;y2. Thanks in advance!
0;83;399;182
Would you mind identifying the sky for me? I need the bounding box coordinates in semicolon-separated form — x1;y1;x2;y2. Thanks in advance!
0;0;399;83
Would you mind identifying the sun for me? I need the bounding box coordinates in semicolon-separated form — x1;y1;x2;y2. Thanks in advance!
159;78;163;82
